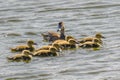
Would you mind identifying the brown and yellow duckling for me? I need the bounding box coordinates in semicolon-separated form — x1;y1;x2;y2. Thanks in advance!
36;43;62;52
53;39;78;50
33;47;59;57
52;35;75;44
78;33;105;44
7;50;32;62
41;22;66;42
11;40;37;52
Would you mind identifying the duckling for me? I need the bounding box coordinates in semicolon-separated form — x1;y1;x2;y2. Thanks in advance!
55;39;78;50
33;47;59;57
11;40;37;52
41;22;66;42
36;43;62;52
79;33;105;44
53;35;75;44
79;41;102;48
7;50;32;62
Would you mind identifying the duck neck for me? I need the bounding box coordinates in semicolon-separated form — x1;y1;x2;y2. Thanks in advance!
60;33;65;39
59;26;65;39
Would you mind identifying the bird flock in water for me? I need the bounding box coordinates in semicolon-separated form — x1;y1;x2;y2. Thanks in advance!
7;22;105;63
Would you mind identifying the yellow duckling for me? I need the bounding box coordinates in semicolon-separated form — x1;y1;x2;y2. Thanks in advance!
36;43;62;52
53;35;75;44
11;40;37;52
79;33;105;44
55;39;78;50
41;22;66;42
7;50;32;62
33;47;59;57
79;41;102;48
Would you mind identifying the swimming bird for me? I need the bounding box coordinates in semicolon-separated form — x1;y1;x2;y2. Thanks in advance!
41;22;66;42
7;50;32;62
78;33;105;44
79;41;102;48
35;43;62;52
54;39;78;50
52;35;75;44
11;40;37;52
33;47;59;57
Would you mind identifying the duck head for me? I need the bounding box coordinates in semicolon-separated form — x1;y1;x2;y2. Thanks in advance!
50;47;58;52
27;40;37;46
57;22;64;32
66;36;74;41
22;50;33;55
68;39;78;44
95;33;105;39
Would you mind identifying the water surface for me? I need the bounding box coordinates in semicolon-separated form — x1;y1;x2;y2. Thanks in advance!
0;0;120;80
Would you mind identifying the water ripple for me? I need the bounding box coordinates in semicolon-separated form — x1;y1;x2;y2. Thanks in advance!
0;0;120;80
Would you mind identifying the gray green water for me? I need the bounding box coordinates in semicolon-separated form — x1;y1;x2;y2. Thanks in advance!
0;0;120;80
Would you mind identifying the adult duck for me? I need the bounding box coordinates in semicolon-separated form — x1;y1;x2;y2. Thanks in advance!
41;22;66;42
33;47;59;57
7;50;32;62
11;40;37;52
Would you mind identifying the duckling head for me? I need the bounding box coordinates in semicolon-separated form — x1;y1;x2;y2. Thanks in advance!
66;36;74;41
49;47;58;52
52;43;59;48
57;22;64;32
27;40;37;46
95;33;105;39
68;39;78;44
49;47;59;56
22;50;32;55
